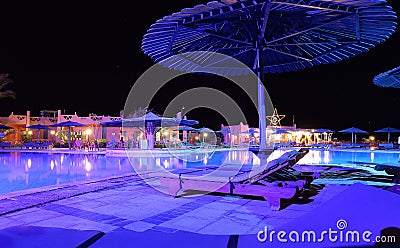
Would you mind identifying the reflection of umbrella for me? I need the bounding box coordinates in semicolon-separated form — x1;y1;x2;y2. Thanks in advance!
51;121;86;150
375;127;400;143
102;112;198;149
339;127;368;144
142;0;397;151
25;124;52;141
0;124;13;130
373;66;400;88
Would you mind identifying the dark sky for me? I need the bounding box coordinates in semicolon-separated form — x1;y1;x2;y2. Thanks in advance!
0;0;399;135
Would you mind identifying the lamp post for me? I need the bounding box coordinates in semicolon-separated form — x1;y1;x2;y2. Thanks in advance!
50;130;56;143
203;133;208;144
27;130;33;142
180;106;185;118
85;129;92;143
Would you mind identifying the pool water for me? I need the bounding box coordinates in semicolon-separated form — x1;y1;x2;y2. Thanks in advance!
298;150;399;165
0;150;264;194
1;149;397;194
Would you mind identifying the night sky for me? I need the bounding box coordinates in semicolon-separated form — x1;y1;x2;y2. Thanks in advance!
0;0;399;138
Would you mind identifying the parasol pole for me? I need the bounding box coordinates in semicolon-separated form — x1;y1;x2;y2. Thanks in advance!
68;126;71;150
257;1;271;151
146;122;155;149
388;132;390;143
257;45;267;150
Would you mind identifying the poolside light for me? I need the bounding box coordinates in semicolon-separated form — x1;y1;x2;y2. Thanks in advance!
369;136;375;142
28;131;33;135
85;160;92;172
50;130;55;135
85;129;92;135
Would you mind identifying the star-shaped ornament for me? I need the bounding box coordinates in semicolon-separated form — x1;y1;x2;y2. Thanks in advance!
266;108;285;127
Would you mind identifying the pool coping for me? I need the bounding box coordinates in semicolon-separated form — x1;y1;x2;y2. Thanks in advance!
0;172;147;216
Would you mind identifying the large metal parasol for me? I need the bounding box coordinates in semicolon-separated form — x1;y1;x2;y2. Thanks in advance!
375;127;400;143
374;66;400;88
142;0;397;150
25;124;52;142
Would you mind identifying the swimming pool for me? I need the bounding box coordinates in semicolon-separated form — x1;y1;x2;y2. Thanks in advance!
0;150;265;194
1;149;397;194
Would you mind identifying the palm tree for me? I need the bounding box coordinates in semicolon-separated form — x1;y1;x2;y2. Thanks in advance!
0;74;16;99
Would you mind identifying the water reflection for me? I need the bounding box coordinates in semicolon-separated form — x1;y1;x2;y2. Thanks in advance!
298;150;399;165
0;151;261;194
0;153;134;194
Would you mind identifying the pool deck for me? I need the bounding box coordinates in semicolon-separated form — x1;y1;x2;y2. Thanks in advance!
0;171;351;247
0;147;399;247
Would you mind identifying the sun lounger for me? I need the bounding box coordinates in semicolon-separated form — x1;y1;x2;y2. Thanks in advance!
177;142;198;149
338;143;369;149
378;143;394;150
39;142;53;149
22;142;39;149
158;149;311;211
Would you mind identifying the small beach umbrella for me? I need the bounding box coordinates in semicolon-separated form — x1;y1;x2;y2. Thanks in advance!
313;129;335;143
216;129;233;145
216;129;232;134
314;129;335;133
51;121;86;150
196;127;214;133
25;124;52;142
100;119;122;127
102;112;198;149
176;126;198;132
0;124;13;130
339;127;368;144
175;126;198;143
375;127;400;143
